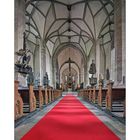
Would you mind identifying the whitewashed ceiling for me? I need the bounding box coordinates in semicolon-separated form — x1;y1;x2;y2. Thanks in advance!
25;0;114;57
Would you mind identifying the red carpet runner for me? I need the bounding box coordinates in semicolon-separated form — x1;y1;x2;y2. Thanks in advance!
21;95;120;140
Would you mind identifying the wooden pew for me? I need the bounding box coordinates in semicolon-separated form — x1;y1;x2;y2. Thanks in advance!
88;89;92;102
98;82;107;107
106;81;125;117
42;88;48;105
78;82;125;118
85;89;89;101
81;89;85;99
15;81;23;120
92;87;98;104
34;89;39;108
87;88;95;102
53;90;62;100
78;89;83;98
78;89;82;97
34;86;44;109
51;89;54;101
48;88;52;103
19;84;36;113
89;88;94;103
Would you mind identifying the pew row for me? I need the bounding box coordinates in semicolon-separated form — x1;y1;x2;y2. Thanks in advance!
34;86;44;109
15;81;62;120
18;85;36;114
106;82;125;117
78;82;126;118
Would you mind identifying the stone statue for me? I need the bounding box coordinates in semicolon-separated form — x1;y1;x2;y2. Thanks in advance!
56;82;60;89
80;83;84;89
106;68;110;80
89;59;96;74
43;72;49;88
15;32;32;75
22;54;31;67
89;60;97;87
27;71;34;86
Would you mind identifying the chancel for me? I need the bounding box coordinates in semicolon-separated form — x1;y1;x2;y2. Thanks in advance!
15;0;126;140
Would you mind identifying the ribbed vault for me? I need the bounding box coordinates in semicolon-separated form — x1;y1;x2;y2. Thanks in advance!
25;0;114;57
23;0;115;87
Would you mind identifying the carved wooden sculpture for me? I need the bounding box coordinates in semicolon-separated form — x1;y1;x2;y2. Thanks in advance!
106;81;113;111
92;86;96;104
49;88;52;103
15;81;23;120
29;85;36;112
44;88;48;105
38;86;43;109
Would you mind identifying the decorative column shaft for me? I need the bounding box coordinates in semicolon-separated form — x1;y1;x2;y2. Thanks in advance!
96;39;100;81
114;0;125;84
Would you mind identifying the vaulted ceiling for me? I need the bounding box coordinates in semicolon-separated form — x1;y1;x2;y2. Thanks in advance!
25;0;114;57
58;47;83;69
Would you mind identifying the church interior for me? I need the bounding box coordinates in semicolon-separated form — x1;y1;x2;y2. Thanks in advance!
13;0;126;139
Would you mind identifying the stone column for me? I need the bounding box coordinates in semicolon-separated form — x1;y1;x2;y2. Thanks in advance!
122;0;126;85
14;0;25;64
114;0;125;85
33;37;40;80
52;59;57;88
38;39;46;86
79;72;81;84
15;0;26;86
84;64;88;87
41;46;46;81
96;39;100;82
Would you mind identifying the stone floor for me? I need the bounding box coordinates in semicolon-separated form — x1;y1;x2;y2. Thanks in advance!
15;94;125;140
78;97;125;140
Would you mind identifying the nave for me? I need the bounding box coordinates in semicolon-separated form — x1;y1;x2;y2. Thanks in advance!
14;0;126;139
15;93;125;140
